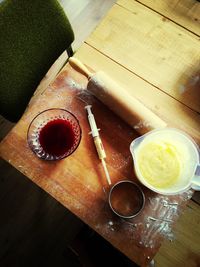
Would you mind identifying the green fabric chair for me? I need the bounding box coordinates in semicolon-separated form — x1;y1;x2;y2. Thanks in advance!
0;0;74;122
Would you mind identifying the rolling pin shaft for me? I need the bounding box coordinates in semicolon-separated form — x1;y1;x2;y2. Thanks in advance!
69;57;167;135
87;71;167;135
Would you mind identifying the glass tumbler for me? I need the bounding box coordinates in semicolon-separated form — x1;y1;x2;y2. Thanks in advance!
27;108;82;160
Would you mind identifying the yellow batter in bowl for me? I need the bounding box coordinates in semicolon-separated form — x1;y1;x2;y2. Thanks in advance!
131;128;200;194
137;140;181;189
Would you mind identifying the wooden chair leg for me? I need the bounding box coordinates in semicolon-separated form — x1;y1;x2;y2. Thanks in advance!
66;45;74;57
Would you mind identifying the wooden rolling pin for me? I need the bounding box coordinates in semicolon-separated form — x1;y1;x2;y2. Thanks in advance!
69;57;167;135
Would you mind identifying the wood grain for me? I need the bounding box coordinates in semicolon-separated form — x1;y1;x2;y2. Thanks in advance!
155;200;200;267
86;1;200;113
129;0;200;36
59;0;117;50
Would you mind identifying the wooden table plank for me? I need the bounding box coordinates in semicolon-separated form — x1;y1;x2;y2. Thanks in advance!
59;0;117;50
86;2;200;113
118;0;200;36
75;43;200;144
155;200;200;267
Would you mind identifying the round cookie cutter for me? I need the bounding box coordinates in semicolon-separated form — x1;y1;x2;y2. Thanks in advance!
108;180;145;219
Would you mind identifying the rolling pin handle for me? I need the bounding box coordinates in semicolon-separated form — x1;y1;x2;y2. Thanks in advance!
69;57;93;79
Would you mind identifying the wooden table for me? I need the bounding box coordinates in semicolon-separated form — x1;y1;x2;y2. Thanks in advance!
1;0;200;266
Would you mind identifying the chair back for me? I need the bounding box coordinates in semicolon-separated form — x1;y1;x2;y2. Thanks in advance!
0;0;74;122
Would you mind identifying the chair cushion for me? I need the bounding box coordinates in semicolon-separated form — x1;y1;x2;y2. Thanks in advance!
0;0;74;122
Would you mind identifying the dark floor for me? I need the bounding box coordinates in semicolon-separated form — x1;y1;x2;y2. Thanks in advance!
0;159;82;267
68;225;139;267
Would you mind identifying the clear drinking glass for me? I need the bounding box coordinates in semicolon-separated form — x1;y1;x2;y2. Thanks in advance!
27;108;81;160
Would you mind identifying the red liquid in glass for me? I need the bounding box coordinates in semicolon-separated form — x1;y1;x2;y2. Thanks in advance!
39;119;76;157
